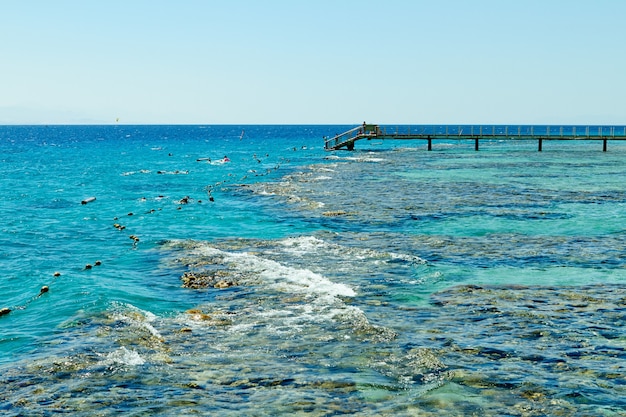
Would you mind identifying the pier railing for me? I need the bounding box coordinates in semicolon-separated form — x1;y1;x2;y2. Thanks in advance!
325;124;626;151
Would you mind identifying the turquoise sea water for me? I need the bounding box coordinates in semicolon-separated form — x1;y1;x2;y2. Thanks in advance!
1;125;626;416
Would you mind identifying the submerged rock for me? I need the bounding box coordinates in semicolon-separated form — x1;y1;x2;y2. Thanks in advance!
322;210;348;217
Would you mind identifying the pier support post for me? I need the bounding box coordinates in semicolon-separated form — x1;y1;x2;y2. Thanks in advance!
538;139;543;152
603;139;607;152
475;138;479;151
427;138;432;151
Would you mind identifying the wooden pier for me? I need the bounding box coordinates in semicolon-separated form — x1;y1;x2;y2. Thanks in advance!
324;123;626;152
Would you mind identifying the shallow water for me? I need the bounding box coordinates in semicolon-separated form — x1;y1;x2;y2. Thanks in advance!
1;126;626;416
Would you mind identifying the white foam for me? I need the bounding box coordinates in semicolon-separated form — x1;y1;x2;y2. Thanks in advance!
388;252;428;264
174;243;412;344
278;235;328;255
121;169;151;176
193;245;356;298
343;156;385;163
239;303;370;337
101;347;145;366
277;236;424;268
257;190;277;196
111;304;163;341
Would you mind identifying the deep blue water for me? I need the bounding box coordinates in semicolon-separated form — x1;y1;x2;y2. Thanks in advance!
1;125;626;416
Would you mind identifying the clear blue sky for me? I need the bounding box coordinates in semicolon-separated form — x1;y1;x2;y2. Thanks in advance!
1;0;625;125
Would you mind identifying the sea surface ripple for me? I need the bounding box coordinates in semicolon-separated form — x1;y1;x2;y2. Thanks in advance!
1;126;625;416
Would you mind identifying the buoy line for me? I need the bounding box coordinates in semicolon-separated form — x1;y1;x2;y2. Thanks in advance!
3;155;289;318
0;260;103;317
0;284;53;317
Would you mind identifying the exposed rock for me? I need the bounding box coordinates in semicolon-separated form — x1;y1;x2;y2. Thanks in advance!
214;280;236;289
181;271;238;289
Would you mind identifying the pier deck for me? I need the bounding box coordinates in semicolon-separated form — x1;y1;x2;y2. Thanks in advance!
324;124;626;151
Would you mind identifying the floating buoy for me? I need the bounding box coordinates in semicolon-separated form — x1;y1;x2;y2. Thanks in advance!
53;271;61;277
39;286;49;295
85;264;93;270
0;307;11;316
94;260;102;266
81;197;96;205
